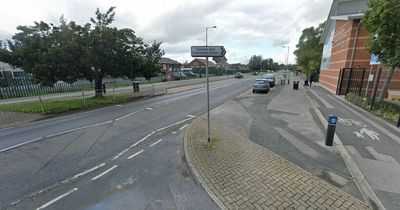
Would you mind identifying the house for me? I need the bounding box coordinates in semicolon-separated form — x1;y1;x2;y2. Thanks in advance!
158;57;182;80
184;58;217;69
318;0;400;97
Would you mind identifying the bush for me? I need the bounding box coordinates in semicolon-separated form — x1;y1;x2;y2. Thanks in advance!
345;93;400;124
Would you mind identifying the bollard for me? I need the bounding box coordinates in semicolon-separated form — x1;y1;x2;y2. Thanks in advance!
397;115;400;128
325;115;337;146
293;80;299;90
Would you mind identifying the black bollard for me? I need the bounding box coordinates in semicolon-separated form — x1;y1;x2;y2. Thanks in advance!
325;115;337;146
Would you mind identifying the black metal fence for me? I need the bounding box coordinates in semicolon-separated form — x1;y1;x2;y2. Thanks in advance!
336;68;366;96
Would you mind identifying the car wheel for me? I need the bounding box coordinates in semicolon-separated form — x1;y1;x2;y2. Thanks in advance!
253;90;255;93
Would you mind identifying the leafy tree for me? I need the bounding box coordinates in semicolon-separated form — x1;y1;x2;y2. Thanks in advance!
363;0;400;102
248;55;263;71
262;58;274;70
294;22;325;77
0;7;162;97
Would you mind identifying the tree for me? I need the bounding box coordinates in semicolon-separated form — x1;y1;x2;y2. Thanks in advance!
262;58;274;70
294;22;325;77
363;0;400;102
248;55;263;71
0;7;162;97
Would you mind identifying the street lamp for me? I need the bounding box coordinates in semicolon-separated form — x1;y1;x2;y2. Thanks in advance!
282;45;290;68
205;25;216;142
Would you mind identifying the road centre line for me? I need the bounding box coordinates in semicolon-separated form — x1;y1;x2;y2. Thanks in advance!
150;139;162;147
156;118;192;132
127;150;144;159
46;120;113;138
179;124;189;130
145;107;153;110
115;109;145;121
327;95;400;144
91;165;118;181
36;187;78;210
129;131;156;149
112;148;130;161
172;131;177;134
0;137;43;153
62;163;106;184
187;114;196;118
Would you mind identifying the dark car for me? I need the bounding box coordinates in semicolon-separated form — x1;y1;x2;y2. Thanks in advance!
253;79;270;93
234;72;244;78
261;73;276;87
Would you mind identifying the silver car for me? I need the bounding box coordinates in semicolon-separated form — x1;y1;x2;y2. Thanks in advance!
252;79;270;93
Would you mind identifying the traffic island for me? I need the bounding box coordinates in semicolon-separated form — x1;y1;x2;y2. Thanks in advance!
184;116;369;210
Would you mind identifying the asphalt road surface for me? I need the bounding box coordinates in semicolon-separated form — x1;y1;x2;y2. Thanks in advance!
0;76;254;210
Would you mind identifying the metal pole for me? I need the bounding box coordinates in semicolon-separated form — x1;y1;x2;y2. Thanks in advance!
370;65;382;110
206;27;211;142
365;65;374;97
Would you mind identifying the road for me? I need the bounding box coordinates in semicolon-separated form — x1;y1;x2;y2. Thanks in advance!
306;85;400;210
0;76;254;210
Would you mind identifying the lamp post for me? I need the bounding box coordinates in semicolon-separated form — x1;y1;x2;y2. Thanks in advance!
205;25;216;142
282;46;290;69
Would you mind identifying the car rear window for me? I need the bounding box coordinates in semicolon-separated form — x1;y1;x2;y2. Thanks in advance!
255;80;266;84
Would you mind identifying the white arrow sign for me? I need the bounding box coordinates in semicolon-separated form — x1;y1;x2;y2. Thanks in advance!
191;46;226;57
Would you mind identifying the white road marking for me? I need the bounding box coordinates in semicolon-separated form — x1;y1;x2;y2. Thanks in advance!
62;163;105;184
179;124;189;130
0;137;43;153
309;89;334;109
328;95;400;144
91;165;118;181
366;146;398;164
129;131;156;149
355;128;380;141
115;104;122;107
187;114;196;118
172;131;177;135
127;150;144;159
156;118;192;132
112;148;130;161
115;109;144;121
46;120;112;138
36;187;78;210
145;107;153;110
150;139;163;147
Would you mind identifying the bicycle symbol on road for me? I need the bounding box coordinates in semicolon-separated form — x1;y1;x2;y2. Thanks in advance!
338;118;379;141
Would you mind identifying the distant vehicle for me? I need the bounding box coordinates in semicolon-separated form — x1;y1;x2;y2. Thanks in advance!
252;79;270;93
173;71;187;79
183;70;198;77
252;71;258;75
234;72;244;78
261;73;276;87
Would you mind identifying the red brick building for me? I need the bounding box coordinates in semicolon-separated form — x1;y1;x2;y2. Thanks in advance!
319;0;400;97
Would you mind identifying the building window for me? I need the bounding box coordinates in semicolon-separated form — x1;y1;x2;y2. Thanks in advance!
321;29;334;70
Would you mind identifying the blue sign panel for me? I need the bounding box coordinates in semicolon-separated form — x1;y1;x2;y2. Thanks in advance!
370;54;380;65
329;115;337;125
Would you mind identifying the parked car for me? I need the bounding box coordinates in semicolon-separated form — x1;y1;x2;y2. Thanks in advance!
183;71;198;77
252;79;270;93
261;73;276;87
234;72;244;78
173;71;187;79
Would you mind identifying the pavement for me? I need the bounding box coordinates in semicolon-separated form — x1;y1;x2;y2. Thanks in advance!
0;76;255;209
0;76;233;129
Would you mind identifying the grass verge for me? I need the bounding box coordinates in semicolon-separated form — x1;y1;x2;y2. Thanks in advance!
345;92;400;124
0;94;143;114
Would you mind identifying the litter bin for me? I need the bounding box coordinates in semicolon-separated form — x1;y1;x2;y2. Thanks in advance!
133;81;140;92
293;80;299;90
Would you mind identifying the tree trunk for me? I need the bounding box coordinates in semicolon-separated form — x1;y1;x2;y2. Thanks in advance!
95;77;103;98
377;65;395;102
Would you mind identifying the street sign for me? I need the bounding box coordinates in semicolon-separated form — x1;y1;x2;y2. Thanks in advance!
370;54;381;65
328;115;338;125
191;46;226;57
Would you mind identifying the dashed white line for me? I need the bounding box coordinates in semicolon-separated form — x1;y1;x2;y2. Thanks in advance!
36;187;78;210
115;104;122;107
46;121;113;138
150;139;163;147
112;148;130;161
115;109;144;121
172;131;177;135
127;150;144;159
179;124;189;130
145;107;153;110
187;114;196;118
0;137;43;153
129;131;156;149
91;165;118;181
156;118;192;132
62;163;106;184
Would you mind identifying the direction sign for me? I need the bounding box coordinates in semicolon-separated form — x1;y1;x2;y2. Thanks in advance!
191;46;226;57
370;54;381;65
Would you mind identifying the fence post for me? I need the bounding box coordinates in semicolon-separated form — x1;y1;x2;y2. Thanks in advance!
38;96;45;114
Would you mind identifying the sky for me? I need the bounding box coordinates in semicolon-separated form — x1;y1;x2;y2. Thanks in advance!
0;0;332;64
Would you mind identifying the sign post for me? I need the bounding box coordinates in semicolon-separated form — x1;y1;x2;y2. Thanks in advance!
191;46;226;142
325;115;338;146
365;54;381;97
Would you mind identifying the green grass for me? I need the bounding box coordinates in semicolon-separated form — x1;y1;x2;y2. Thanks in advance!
0;94;142;114
202;138;218;150
345;93;400;124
